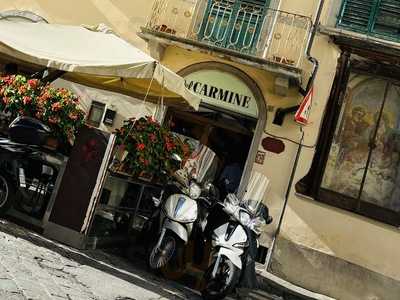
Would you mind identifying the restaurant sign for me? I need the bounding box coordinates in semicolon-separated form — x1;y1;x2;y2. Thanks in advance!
184;69;258;118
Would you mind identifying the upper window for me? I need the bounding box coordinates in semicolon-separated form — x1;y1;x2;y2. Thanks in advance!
199;0;270;54
337;0;400;41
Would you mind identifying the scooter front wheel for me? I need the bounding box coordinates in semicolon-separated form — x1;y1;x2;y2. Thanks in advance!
0;174;14;216
202;256;240;300
148;231;186;279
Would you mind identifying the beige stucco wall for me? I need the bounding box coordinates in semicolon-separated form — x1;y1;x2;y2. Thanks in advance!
0;0;152;52
276;0;400;284
158;19;400;287
157;44;311;245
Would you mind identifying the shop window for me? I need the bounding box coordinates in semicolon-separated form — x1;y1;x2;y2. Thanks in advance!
337;0;400;41
87;101;105;128
298;57;400;226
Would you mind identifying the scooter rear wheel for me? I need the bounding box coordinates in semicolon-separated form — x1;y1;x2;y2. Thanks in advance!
0;174;14;215
202;256;240;300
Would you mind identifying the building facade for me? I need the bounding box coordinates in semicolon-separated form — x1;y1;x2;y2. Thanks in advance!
139;0;400;299
0;0;158;133
0;0;399;299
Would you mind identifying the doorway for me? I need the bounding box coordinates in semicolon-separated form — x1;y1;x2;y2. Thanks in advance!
166;106;257;197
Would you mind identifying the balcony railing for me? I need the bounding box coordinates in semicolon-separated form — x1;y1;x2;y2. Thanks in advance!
146;0;312;68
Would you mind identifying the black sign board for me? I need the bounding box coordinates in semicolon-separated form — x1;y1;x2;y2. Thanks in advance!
48;126;110;231
103;109;116;126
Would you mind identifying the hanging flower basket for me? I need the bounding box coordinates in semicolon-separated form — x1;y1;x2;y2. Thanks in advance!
0;75;86;146
114;116;192;182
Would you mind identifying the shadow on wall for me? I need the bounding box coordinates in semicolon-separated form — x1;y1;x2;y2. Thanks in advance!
270;236;400;300
288;195;400;266
0;0;154;50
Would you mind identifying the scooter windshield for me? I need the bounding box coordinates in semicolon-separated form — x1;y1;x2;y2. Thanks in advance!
185;144;219;184
177;144;218;185
242;171;270;216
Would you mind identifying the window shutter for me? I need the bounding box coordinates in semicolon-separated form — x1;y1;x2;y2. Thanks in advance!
373;0;400;38
338;0;376;32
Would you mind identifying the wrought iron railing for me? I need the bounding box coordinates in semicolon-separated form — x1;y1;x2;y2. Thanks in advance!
146;0;312;68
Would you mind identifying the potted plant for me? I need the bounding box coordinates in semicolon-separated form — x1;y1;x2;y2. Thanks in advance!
0;74;85;147
114;116;192;182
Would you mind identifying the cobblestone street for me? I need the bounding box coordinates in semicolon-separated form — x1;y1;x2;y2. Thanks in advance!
0;219;201;300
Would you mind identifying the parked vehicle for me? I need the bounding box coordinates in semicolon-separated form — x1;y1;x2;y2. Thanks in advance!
202;193;272;300
0;117;66;219
146;145;219;276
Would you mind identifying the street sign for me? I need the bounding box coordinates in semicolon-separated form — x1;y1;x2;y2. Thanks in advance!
295;86;313;125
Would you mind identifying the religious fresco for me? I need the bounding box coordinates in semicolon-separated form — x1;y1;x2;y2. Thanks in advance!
322;74;400;211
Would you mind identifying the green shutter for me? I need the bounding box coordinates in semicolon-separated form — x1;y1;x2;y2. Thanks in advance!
372;0;400;38
338;0;377;32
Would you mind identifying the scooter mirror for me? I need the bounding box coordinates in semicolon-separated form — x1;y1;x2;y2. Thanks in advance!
171;153;182;162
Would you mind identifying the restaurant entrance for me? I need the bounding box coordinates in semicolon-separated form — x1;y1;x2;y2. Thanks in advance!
166;107;257;197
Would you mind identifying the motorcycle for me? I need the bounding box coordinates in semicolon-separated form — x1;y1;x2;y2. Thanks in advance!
0;116;66;219
202;193;273;300
146;145;219;277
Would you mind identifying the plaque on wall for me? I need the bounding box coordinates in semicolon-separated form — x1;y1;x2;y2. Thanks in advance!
103;109;116;126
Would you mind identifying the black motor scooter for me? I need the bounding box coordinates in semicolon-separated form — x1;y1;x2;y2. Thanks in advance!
0;116;67;219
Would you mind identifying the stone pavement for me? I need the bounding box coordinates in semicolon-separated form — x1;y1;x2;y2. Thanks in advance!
0;219;201;300
0;219;277;300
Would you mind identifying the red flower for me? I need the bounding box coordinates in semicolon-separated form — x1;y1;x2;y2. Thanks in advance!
23;96;32;105
149;133;157;142
51;102;62;111
36;111;43;119
136;143;145;151
4;76;13;85
18;86;27;94
48;116;60;124
166;142;175;151
146;116;157;124
69;112;78;120
3;97;9;105
27;79;39;89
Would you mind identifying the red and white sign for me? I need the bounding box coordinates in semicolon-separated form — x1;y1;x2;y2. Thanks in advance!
295;87;313;125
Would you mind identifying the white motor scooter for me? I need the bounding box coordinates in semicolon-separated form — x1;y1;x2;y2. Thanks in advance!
148;145;218;274
202;173;272;300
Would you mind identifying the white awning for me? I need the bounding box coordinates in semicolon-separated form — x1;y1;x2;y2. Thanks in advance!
0;20;200;110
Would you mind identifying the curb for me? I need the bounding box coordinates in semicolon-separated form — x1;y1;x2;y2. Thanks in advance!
257;271;337;300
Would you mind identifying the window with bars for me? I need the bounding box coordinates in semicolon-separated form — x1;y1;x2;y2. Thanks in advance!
337;0;400;41
199;0;270;54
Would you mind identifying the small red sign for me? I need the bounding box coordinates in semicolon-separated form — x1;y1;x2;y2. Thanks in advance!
295;86;313;125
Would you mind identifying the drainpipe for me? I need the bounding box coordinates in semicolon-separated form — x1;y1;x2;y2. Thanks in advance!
272;0;325;125
265;0;325;270
302;0;325;95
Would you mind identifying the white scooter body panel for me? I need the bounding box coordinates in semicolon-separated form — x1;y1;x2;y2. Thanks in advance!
164;194;198;223
163;218;189;242
212;222;248;269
